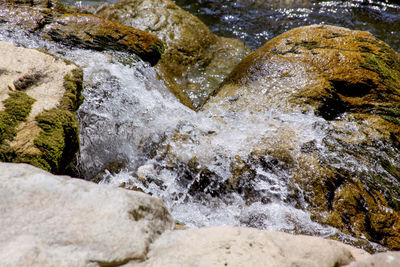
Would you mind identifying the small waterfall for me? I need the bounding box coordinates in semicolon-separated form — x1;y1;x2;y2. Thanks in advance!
2;16;395;251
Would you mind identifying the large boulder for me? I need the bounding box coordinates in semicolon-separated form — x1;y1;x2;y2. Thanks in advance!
133;226;367;267
345;251;400;267
0;1;164;66
0;41;82;174
0;162;174;266
92;0;250;109
202;24;400;249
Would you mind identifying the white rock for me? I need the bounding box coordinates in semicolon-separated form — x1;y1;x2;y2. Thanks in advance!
345;251;400;267
0;163;175;266
134;226;365;267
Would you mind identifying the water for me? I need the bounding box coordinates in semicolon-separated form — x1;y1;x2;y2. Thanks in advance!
174;0;400;51
2;0;400;252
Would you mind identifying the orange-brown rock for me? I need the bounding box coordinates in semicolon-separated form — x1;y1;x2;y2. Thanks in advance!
0;1;164;66
203;24;400;250
42;14;164;66
207;24;400;117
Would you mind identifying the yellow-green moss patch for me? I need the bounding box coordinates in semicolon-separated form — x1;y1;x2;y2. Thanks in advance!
32;109;79;173
0;91;36;161
0;91;35;144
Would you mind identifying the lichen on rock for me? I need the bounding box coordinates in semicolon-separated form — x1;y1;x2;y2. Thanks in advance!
0;91;36;161
0;41;83;174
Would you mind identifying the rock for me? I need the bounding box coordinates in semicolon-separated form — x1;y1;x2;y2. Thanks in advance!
42;14;164;66
132;226;365;267
205;24;400;116
0;162;174;266
201;25;400;249
0;1;53;32
92;0;250;109
0;1;164;66
0;41;82;174
345;251;400;267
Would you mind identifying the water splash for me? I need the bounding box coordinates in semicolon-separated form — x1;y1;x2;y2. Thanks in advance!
0;25;391;252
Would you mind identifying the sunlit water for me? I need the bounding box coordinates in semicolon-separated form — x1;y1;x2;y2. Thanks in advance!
2;0;400;251
173;0;400;51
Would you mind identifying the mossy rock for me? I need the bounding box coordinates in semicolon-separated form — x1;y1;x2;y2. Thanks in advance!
199;25;400;249
0;41;83;174
1;1;163;66
42;13;164;66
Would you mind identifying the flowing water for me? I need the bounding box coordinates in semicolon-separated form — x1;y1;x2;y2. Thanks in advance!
2;0;400;251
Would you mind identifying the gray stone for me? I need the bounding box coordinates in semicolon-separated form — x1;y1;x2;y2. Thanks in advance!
132;226;367;267
345;252;400;267
0;163;175;266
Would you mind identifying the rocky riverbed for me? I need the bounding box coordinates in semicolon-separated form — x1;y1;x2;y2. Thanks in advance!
1;0;400;265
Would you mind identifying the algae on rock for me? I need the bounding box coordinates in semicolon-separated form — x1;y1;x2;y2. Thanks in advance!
0;41;83;174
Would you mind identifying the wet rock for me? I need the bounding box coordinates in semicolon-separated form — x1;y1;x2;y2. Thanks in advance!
205;24;400;116
0;1;164;66
42;14;164;66
0;0;77;32
132;226;366;267
92;0;250;109
0;162;174;266
202;24;400;249
0;1;53;32
0;41;82;174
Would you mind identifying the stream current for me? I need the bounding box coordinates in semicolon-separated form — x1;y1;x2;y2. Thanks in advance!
2;0;400;251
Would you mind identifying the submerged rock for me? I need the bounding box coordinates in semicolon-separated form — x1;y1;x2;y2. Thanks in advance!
91;0;250;109
0;41;82;174
0;162;174;266
134;226;367;267
202;24;400;249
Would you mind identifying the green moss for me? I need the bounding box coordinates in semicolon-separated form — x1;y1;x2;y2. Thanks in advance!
61;69;84;111
298;40;319;50
150;41;165;57
25;67;83;174
0;91;35;162
362;54;399;81
0;91;35;144
32;109;79;173
376;107;400;126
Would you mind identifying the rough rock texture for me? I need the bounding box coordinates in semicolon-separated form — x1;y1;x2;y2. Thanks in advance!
0;2;52;32
345;251;400;267
92;0;250;109
42;14;164;66
201;25;400;249
0;162;175;266
0;1;164;66
132;226;366;267
0;41;82;174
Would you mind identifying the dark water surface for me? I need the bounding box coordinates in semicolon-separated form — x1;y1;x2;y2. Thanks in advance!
66;0;400;51
174;0;400;51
